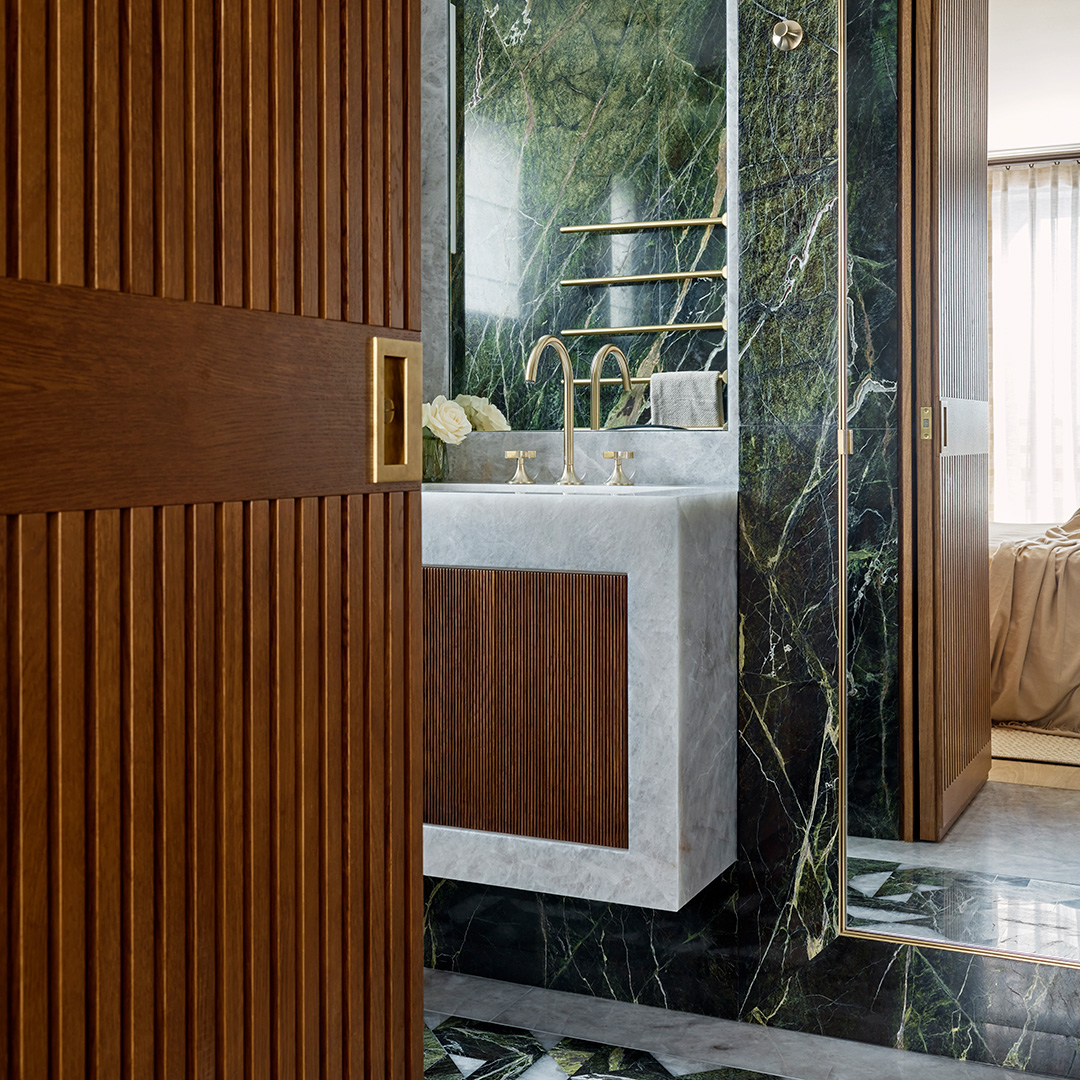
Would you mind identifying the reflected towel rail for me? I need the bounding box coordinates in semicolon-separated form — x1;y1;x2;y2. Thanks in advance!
562;319;726;336
559;213;727;234
560;267;727;287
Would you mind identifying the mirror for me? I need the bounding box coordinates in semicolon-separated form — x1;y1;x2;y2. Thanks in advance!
449;0;729;432
842;0;1080;965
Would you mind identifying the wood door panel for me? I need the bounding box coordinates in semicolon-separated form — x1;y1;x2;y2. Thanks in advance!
1;493;422;1078
2;0;423;1074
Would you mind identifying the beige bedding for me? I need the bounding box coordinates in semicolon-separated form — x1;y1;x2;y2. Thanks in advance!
990;506;1080;731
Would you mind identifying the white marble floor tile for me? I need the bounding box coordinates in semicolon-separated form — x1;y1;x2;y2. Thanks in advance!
423;969;1059;1079
518;1057;570;1080
423;968;535;1022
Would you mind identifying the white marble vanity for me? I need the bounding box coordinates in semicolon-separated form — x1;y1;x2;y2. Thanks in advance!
422;481;738;911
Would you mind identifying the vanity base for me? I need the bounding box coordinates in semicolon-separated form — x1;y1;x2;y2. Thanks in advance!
421;484;738;912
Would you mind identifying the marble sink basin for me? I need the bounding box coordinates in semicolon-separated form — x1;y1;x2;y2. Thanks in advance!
422;481;738;911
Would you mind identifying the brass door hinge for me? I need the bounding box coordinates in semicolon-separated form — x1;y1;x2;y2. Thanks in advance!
920;406;932;441
837;428;854;456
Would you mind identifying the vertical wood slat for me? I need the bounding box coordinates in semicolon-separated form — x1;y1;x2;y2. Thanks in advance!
271;498;298;1078
122;0;155;294
157;0;186;299
387;493;406;1077
188;0;215;302
51;0;85;285
244;0;271;311
245;501;272;1080
403;491;424;1080
122;507;155;1078
217;502;244;1078
90;0;122;290
10;515;50;1080
322;497;344;1079
363;0;386;325
271;0;296;313
385;1;404;329
297;497;321;1079
188;503;216;1074
54;513;86;1080
405;0;421;332
88;510;122;1080
364;495;388;1079
342;0;364;322
11;0;47;281
296;0;319;317
218;0;244;308
157;504;187;1080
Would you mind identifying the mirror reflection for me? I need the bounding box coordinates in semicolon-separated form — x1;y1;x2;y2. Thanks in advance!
844;0;1080;964
450;0;729;432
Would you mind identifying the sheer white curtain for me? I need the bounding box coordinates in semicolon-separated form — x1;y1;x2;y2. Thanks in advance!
989;161;1080;523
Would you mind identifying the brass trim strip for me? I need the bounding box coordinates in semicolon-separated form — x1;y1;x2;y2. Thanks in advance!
559;213;727;234
560;268;728;287
561;320;726;336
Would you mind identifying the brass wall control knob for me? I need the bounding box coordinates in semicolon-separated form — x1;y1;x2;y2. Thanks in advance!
772;19;804;50
602;450;634;487
505;449;537;485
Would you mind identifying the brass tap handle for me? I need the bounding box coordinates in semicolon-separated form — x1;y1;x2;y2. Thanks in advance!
504;449;537;485
602;450;634;487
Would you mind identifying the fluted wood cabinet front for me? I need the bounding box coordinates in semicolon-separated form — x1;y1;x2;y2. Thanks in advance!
0;2;422;1078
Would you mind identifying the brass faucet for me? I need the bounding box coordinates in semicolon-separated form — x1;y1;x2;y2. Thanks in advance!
524;335;584;485
589;344;632;430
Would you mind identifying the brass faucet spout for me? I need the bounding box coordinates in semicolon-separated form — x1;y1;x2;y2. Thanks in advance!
524;335;583;485
588;345;632;430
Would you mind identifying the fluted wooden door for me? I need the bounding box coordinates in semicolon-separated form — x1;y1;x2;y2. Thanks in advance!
908;0;991;841
0;2;423;1077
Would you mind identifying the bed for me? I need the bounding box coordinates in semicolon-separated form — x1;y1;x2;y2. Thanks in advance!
988;510;1080;788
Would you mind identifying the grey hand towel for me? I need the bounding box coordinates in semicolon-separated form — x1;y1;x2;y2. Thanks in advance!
650;371;725;428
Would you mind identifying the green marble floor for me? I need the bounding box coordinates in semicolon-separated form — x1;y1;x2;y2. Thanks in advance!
423;1017;784;1080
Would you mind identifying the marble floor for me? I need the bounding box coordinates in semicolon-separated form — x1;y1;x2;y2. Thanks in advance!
424;968;1047;1078
848;782;1080;961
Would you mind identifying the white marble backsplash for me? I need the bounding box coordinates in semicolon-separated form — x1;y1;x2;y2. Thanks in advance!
445;429;738;488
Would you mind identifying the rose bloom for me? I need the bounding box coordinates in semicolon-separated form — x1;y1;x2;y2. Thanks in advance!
422;395;472;445
454;394;511;432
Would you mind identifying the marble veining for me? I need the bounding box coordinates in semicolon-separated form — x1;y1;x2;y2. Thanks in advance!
453;0;729;432
422;484;738;911
421;0;1080;1073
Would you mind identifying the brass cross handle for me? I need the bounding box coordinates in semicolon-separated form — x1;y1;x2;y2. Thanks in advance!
602;450;634;487
505;449;537;485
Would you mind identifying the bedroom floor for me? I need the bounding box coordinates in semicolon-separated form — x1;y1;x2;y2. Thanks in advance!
848;782;1080;960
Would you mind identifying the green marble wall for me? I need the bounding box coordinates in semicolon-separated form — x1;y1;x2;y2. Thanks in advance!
451;0;728;430
425;1;1080;1074
844;0;901;841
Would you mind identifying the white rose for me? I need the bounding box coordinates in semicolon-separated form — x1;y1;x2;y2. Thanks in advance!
422;395;472;445
454;394;511;432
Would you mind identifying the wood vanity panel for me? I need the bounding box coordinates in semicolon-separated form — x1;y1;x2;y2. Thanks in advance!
424;566;629;849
